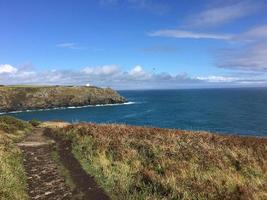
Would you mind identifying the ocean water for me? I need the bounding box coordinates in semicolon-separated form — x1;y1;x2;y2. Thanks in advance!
5;88;267;137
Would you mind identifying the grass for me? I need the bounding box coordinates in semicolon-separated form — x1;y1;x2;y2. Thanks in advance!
47;123;267;200
0;116;31;200
51;148;85;199
0;85;125;113
29;119;41;127
0;85;50;88
51;149;76;189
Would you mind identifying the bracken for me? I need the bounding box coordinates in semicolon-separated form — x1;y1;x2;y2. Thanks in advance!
46;123;267;200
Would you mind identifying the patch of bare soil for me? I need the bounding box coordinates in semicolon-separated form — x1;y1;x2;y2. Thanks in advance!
45;130;110;200
18;128;110;200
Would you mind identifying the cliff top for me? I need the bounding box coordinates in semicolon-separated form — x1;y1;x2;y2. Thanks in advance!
0;85;125;112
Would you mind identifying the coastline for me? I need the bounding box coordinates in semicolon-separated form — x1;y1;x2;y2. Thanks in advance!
0;101;135;115
0;85;126;113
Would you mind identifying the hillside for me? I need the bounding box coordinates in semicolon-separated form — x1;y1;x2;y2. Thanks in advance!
0;86;125;112
45;123;267;200
0;116;266;199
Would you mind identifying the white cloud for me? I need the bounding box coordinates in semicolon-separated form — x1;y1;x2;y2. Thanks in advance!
0;64;18;74
129;65;142;75
11;71;36;78
129;65;147;76
186;1;260;27
1;64;266;89
0;64;199;88
196;76;239;83
83;65;120;76
149;30;233;40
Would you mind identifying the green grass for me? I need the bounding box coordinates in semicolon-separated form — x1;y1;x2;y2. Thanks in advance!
0;116;30;134
0;84;64;87
47;123;267;200
0;116;31;200
51;148;84;199
0;141;28;200
0;85;125;113
51;148;76;190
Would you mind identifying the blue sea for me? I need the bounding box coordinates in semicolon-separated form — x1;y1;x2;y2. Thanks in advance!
5;88;267;137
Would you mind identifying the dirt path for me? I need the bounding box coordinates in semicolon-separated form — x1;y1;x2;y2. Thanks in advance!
18;128;110;200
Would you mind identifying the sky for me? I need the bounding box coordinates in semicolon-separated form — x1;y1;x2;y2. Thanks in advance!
0;0;267;89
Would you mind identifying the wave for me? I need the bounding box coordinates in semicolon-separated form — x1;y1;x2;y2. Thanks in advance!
0;102;136;115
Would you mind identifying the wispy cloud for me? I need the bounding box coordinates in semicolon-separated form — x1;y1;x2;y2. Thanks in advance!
99;0;170;14
196;75;240;83
241;25;267;41
99;0;119;5
149;21;267;72
217;43;267;71
56;42;86;50
196;74;267;85
216;24;267;71
56;43;76;48
147;1;263;41
185;1;261;28
128;0;170;14
149;30;233;40
141;45;178;53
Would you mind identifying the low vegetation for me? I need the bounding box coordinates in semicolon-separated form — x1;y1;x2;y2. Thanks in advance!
29;119;41;127
47;123;267;200
0;85;125;112
0;116;31;200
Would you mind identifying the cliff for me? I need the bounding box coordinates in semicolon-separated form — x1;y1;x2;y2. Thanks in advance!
0;86;126;112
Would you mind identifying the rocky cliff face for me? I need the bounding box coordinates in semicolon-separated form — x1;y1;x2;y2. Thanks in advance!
0;86;126;112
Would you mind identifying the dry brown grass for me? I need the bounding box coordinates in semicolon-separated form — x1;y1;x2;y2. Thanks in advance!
47;123;267;200
40;121;70;129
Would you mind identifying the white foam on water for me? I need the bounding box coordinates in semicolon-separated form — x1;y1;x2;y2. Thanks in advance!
0;102;136;115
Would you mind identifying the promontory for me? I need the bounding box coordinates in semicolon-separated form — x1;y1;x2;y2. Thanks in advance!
0;85;126;112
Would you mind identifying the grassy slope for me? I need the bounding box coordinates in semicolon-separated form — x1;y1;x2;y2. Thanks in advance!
0;116;31;200
0;85;125;113
48;123;267;200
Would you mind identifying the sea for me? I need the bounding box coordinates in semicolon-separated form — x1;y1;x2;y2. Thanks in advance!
4;88;267;137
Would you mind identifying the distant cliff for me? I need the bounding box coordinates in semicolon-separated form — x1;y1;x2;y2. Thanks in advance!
0;86;126;112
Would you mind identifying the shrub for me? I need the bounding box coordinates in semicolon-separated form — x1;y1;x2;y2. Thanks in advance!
0;116;30;131
29;119;41;127
0;122;16;133
0;116;29;200
47;124;267;200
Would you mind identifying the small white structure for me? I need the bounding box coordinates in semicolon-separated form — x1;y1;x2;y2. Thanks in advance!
85;83;91;87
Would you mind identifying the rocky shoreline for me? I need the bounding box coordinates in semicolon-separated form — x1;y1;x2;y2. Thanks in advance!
0;86;126;112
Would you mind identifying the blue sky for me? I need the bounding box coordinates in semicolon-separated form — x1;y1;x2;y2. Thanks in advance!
1;0;267;89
